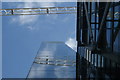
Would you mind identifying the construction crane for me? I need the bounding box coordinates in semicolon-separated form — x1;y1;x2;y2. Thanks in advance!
0;6;119;18
0;7;77;16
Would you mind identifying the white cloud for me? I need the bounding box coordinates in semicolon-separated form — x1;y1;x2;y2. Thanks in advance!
65;37;77;51
17;2;55;8
38;2;55;7
11;2;56;30
27;26;36;31
11;2;75;31
17;2;56;25
19;15;38;24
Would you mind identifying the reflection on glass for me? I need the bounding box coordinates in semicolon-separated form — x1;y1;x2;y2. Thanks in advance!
27;42;76;78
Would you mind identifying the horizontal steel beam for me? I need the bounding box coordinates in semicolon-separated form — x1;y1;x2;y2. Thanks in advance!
101;52;120;65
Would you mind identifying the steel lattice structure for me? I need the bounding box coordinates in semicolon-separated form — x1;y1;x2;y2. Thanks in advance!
1;2;120;79
0;7;77;16
0;6;120;18
76;2;120;80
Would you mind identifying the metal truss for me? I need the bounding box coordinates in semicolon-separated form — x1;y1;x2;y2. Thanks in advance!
0;7;77;16
76;2;120;80
0;6;119;17
1;3;120;80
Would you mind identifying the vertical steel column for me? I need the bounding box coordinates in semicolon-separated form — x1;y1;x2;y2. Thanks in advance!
95;2;108;80
113;19;120;42
82;2;88;45
97;2;109;50
111;2;115;52
76;2;81;80
94;2;97;42
76;2;81;42
76;51;80;80
113;2;120;43
88;2;92;44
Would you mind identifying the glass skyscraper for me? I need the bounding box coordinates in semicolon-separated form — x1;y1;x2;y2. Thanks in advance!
27;42;76;79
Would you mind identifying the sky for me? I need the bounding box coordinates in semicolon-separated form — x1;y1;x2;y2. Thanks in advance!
2;2;77;78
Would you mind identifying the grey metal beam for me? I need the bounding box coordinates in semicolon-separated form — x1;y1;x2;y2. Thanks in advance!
85;45;120;64
113;19;120;42
96;2;111;49
76;2;81;80
101;52;120;65
76;2;82;42
82;2;88;45
84;2;94;44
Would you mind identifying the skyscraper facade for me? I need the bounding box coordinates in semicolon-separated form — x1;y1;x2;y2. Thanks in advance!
27;42;76;79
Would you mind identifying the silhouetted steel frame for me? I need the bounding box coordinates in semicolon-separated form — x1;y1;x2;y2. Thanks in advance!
76;2;81;80
76;2;120;80
96;2;111;49
113;19;120;42
84;2;94;43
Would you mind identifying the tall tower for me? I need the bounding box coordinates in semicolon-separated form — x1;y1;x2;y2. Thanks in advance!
27;42;76;78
